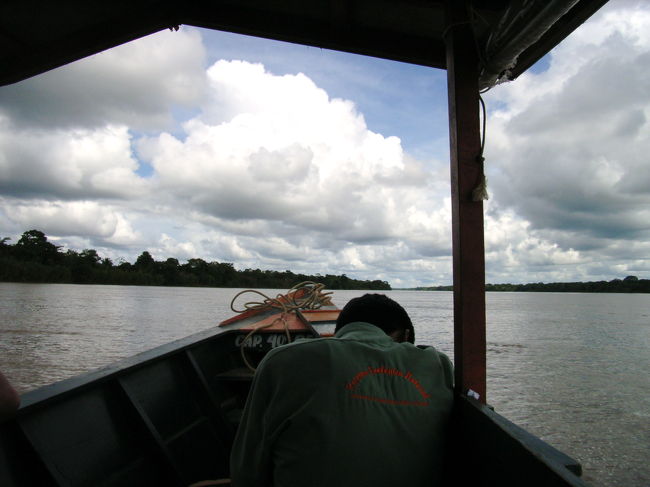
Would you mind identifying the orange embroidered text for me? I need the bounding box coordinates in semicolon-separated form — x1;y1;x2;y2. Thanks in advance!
345;365;430;400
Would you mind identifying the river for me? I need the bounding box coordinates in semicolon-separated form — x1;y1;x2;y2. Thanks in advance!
0;283;648;486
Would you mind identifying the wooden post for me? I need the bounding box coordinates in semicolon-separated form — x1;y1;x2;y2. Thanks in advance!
445;1;487;402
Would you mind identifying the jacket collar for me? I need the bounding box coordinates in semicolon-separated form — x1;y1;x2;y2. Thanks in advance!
334;321;394;346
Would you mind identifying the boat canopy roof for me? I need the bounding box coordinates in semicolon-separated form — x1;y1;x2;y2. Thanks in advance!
1;0;609;88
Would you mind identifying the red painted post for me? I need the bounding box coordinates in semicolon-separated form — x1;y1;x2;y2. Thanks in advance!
445;1;487;403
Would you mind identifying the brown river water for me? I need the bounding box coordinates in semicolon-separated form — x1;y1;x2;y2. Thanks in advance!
1;283;648;486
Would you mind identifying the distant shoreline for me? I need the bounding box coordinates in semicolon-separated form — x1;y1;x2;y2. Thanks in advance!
0;230;391;291
409;277;649;293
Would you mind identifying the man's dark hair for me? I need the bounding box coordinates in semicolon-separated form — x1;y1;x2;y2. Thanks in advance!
335;293;415;343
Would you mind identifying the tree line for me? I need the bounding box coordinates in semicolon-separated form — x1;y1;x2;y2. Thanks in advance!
416;275;650;293
0;230;391;290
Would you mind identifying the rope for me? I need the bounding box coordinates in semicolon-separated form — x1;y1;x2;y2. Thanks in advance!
230;281;333;314
442;4;489;201
237;314;289;372
472;95;489;202
230;282;333;372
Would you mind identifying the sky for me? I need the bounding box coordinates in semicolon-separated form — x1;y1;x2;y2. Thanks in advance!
0;0;649;288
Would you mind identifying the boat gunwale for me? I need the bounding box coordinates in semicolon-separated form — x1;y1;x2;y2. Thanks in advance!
457;395;588;486
15;324;237;412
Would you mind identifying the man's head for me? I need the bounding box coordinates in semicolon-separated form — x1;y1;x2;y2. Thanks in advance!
335;293;415;343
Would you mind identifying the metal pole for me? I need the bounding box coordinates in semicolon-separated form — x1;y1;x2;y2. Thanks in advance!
445;1;487;403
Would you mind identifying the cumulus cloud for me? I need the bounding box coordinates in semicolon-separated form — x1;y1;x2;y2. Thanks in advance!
0;28;207;131
1;29;453;287
138;59;448;256
1;4;648;287
0;122;147;200
483;2;650;281
1;199;143;246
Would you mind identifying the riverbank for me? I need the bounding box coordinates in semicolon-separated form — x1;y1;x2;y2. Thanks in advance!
413;276;649;293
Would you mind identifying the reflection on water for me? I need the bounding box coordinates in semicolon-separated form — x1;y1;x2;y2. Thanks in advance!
1;284;649;486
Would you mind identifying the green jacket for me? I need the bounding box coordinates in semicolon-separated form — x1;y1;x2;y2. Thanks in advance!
230;322;454;487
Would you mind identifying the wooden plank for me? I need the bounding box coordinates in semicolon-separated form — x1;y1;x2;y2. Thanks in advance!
185;349;236;440
237;312;310;332
445;0;487;402
18;382;169;487
117;378;185;485
299;309;340;323
0;421;57;487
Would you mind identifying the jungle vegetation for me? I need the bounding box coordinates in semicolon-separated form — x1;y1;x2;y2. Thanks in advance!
0;230;391;290
416;275;650;293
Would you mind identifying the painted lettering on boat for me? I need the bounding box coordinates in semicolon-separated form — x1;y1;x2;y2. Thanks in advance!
235;334;310;349
235;335;264;348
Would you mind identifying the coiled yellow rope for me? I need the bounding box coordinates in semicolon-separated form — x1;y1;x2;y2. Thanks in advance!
230;281;333;314
230;282;333;372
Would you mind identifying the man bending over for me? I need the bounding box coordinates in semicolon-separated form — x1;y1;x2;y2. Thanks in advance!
230;293;454;487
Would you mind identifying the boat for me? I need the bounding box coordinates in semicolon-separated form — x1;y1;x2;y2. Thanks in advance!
0;284;335;486
1;283;585;486
0;1;611;485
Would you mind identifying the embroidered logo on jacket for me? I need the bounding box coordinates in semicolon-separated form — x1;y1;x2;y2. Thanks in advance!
345;366;431;406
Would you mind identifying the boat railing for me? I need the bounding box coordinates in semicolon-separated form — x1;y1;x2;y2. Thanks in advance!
449;394;588;487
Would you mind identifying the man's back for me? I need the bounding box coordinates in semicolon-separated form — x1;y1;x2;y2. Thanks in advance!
231;321;454;487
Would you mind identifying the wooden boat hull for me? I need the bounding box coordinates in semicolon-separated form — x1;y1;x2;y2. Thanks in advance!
1;297;588;486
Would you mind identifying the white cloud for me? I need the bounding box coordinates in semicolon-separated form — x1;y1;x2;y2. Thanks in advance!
156;233;199;261
0;122;147;199
139;59;448;256
1;199;141;245
482;1;650;282
0;28;207;131
1;5;649;288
